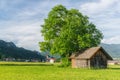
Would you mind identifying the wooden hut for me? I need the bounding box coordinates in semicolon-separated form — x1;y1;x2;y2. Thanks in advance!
70;47;113;68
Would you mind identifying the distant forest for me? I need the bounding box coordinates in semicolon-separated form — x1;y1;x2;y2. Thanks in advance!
0;40;45;61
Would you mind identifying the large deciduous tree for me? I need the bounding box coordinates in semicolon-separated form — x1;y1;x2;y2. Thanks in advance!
39;5;103;64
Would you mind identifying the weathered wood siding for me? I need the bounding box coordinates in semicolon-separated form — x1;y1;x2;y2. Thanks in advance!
90;50;107;68
72;50;108;68
76;59;88;68
70;47;112;68
71;59;91;68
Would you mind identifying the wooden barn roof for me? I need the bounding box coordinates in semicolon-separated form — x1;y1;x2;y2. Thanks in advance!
70;47;113;60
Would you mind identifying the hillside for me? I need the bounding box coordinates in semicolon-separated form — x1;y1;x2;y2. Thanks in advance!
0;40;45;61
101;43;120;58
0;40;119;60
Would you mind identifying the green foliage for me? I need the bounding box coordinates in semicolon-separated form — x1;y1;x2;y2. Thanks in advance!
40;5;103;59
59;57;71;67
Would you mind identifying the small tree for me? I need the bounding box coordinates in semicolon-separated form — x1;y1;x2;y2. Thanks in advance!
39;5;103;66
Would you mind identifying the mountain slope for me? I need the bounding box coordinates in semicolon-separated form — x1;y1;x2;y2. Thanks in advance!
101;43;120;58
0;40;119;59
0;40;45;60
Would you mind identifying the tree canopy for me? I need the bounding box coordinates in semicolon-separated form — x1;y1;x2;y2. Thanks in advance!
40;5;103;57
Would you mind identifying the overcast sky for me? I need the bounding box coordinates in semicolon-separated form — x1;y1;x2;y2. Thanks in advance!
0;0;120;51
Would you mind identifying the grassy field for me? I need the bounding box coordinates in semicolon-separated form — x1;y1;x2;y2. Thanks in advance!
0;62;120;80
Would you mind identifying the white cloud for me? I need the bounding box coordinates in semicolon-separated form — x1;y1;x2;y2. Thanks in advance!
80;0;119;15
1;0;120;51
0;0;56;51
102;36;120;44
16;2;49;18
16;34;42;51
0;20;43;51
78;0;120;44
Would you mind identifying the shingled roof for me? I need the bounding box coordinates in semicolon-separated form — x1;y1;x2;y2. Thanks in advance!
70;47;113;60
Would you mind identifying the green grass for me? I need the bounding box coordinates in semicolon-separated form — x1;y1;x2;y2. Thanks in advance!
0;62;120;80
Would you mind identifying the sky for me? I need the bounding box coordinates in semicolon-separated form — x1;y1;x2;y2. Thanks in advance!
0;0;120;51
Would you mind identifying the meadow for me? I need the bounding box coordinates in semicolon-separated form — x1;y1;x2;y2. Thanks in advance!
0;62;120;80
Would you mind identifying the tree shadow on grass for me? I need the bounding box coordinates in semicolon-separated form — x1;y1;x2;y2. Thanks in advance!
108;65;120;70
0;63;54;66
108;67;120;70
